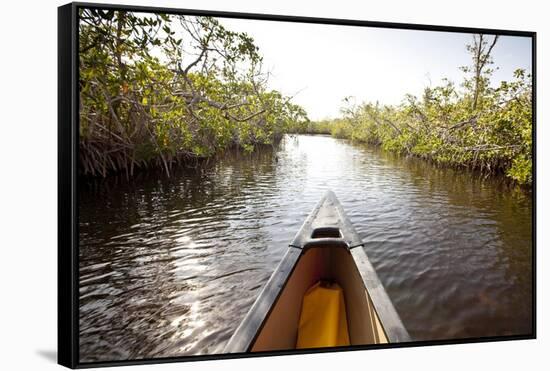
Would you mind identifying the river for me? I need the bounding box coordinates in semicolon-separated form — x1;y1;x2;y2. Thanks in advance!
79;134;533;362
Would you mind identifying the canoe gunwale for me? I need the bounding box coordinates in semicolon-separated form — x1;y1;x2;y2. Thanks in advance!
223;190;411;354
349;246;411;343
223;246;302;353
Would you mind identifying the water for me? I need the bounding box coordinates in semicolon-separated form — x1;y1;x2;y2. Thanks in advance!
79;134;533;362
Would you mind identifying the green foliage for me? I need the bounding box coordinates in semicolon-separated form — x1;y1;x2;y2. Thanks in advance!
305;35;532;185
79;9;308;177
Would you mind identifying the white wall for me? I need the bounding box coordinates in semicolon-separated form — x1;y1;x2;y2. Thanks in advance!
0;0;545;370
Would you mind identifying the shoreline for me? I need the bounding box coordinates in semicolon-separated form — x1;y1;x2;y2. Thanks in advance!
294;131;532;188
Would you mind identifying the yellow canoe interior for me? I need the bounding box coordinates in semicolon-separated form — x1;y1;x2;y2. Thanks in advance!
251;244;388;352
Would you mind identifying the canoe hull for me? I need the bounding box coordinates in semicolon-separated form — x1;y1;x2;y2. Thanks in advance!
224;191;410;353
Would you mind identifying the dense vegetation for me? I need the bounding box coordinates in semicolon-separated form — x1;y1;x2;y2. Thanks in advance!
79;9;308;177
304;35;532;185
80;12;532;185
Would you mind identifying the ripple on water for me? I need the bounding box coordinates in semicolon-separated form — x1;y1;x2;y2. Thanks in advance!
79;134;532;361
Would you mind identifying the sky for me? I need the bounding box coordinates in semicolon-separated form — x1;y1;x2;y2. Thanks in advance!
214;17;532;121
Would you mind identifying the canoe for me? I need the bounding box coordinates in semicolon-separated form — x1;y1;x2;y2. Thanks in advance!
224;190;410;353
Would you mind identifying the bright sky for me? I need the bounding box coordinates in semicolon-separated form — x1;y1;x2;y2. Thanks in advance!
216;17;532;121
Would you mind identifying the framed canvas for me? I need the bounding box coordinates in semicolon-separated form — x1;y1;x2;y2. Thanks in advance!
58;2;536;368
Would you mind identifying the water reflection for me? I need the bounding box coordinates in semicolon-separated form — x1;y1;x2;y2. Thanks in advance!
79;134;532;362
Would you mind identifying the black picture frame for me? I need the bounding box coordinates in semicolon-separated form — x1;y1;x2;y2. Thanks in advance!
58;2;537;369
